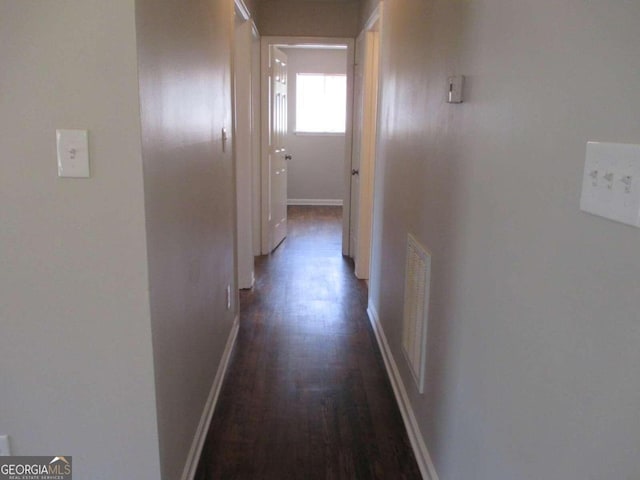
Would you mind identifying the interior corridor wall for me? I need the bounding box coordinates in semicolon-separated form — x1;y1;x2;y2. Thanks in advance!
369;1;640;479
0;1;161;478
135;0;237;477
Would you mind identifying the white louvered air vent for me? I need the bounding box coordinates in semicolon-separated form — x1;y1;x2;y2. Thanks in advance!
402;233;431;394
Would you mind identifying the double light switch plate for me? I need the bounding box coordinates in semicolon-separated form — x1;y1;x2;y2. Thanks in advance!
580;142;640;228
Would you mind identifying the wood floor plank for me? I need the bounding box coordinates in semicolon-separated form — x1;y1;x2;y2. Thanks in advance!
195;206;421;480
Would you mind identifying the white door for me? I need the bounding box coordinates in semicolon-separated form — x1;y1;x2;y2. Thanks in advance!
268;45;288;251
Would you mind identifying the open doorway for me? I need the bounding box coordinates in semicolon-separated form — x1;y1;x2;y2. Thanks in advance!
282;45;348;209
259;36;355;256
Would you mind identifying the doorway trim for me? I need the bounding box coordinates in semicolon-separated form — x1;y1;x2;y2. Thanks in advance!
351;5;382;279
233;0;257;288
259;36;355;255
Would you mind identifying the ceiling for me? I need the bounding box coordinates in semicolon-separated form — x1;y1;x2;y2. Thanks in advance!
258;0;357;2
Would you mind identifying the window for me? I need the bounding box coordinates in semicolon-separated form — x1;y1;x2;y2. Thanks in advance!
295;73;347;134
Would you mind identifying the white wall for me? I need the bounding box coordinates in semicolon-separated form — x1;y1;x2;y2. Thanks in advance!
369;1;640;479
135;0;237;478
283;47;348;204
0;1;161;478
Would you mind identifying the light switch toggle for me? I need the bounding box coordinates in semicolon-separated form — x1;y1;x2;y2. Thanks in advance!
57;129;90;178
447;75;464;103
603;172;614;189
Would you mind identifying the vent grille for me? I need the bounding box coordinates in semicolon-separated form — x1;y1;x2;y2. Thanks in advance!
402;233;431;393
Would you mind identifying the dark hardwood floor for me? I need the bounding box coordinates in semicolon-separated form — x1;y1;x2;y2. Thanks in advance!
195;206;421;479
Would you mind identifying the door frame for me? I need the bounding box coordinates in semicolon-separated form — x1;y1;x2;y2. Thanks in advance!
260;36;355;255
250;22;261;258
233;1;257;288
351;5;382;279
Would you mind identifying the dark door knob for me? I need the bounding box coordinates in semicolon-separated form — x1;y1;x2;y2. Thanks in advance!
284;154;292;161
351;169;359;176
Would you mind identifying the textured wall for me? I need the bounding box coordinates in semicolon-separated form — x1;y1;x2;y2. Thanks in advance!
370;1;640;479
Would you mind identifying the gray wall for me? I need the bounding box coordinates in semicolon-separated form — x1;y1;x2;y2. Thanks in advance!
0;0;240;478
369;1;640;479
0;1;161;478
257;0;359;38
284;47;347;204
135;0;237;478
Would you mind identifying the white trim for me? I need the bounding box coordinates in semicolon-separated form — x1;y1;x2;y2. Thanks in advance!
234;0;251;21
351;18;381;280
284;44;348;50
363;2;382;33
250;23;261;256
287;198;343;206
234;17;256;290
367;305;439;480
264;36;353;47
294;131;346;137
259;38;271;254
239;272;255;290
180;316;240;480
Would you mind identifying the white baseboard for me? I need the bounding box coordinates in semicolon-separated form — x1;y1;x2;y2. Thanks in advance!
181;315;240;480
367;305;439;480
287;198;343;206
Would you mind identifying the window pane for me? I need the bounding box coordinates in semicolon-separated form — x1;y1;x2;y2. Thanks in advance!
296;73;346;133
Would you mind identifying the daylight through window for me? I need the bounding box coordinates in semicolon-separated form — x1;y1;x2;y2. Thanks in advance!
295;73;347;133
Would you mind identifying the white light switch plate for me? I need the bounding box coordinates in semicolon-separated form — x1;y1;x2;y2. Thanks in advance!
580;142;640;227
57;129;90;178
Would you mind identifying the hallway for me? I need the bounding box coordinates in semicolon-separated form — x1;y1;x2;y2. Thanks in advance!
195;206;421;479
